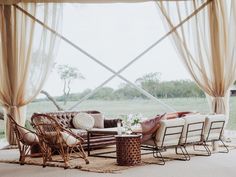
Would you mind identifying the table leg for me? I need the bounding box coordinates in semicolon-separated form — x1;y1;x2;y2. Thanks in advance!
87;131;91;156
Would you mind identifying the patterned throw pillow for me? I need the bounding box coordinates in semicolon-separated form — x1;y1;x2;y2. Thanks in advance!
140;113;166;142
72;113;95;130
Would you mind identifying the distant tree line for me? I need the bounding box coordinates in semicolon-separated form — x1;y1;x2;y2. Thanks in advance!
37;72;204;102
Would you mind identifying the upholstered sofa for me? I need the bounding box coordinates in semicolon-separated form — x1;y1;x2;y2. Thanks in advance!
31;110;121;150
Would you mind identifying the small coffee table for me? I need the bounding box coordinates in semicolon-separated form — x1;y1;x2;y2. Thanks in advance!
87;128;124;158
115;134;141;166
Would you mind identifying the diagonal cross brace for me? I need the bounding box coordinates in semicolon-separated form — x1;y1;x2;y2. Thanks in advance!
14;4;177;112
67;43;176;111
14;0;212;112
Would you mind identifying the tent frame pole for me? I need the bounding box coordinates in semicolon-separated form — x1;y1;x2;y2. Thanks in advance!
13;0;212;111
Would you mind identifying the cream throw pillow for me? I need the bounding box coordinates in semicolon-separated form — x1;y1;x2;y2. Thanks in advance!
90;113;104;128
72;113;95;130
18;127;39;145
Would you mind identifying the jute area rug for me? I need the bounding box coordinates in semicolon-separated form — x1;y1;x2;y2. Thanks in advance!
0;143;235;174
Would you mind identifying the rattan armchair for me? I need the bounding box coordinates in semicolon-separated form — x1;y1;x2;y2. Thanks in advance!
31;113;89;168
8;114;40;165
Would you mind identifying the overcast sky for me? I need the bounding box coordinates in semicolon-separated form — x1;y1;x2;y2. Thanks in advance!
42;2;191;97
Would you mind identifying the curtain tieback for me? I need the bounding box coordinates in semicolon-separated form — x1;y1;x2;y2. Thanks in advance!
7;105;19;111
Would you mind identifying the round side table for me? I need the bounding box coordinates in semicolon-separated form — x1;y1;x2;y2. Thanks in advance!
115;134;141;166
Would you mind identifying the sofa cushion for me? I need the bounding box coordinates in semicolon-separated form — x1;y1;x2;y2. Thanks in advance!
59;132;80;147
140;113;166;142
104;119;122;128
203;114;225;141
44;131;80;147
72;113;95;130
166;112;179;119
166;111;196;120
155;118;185;147
180;114;206;144
69;128;88;137
90;113;104;128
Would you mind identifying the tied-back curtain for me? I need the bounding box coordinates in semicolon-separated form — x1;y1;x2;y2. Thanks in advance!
0;3;63;145
156;0;236;123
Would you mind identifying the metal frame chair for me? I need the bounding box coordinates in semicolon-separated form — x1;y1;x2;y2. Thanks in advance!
8;114;40;165
184;114;229;156
181;121;212;156
179;115;211;157
142;118;189;165
203;119;229;153
31;113;89;168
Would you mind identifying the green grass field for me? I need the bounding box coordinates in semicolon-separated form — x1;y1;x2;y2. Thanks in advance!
0;97;236;136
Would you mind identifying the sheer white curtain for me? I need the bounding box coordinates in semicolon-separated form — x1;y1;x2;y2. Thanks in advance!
156;0;236;124
0;3;63;144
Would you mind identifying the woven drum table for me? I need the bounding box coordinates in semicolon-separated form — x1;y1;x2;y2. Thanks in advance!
115;134;141;166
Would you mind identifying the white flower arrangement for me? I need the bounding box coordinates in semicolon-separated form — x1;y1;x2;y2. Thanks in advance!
120;113;143;134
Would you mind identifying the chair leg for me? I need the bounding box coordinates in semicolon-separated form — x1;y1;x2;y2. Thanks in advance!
218;140;229;153
152;148;165;165
42;146;52;168
19;155;25;165
60;147;69;169
202;142;211;156
192;142;211;156
42;154;47;168
76;144;89;164
175;146;190;161
19;145;28;165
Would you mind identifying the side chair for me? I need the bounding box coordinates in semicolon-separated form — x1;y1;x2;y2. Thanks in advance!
142;118;188;165
179;114;211;157
202;114;229;153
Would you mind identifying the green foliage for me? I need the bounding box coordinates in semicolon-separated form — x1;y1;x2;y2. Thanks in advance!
40;81;204;101
90;87;114;100
57;65;84;81
135;72;161;97
41;72;204;101
57;64;85;105
114;84;143;100
156;80;204;98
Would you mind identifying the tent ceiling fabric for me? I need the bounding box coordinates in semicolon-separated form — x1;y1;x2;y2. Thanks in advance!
0;0;190;4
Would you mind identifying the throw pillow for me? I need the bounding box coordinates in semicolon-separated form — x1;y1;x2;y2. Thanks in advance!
140;113;166;142
166;112;179;119
18;127;39;145
72;113;95;130
90;113;104;128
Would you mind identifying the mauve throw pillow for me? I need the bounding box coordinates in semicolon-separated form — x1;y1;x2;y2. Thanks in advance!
166;112;179;119
140;113;166;142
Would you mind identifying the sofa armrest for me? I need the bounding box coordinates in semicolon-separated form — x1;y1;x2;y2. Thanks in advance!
104;119;122;128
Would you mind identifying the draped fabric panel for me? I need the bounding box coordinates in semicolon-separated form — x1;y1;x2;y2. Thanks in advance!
0;3;63;144
0;0;187;5
157;0;236;124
